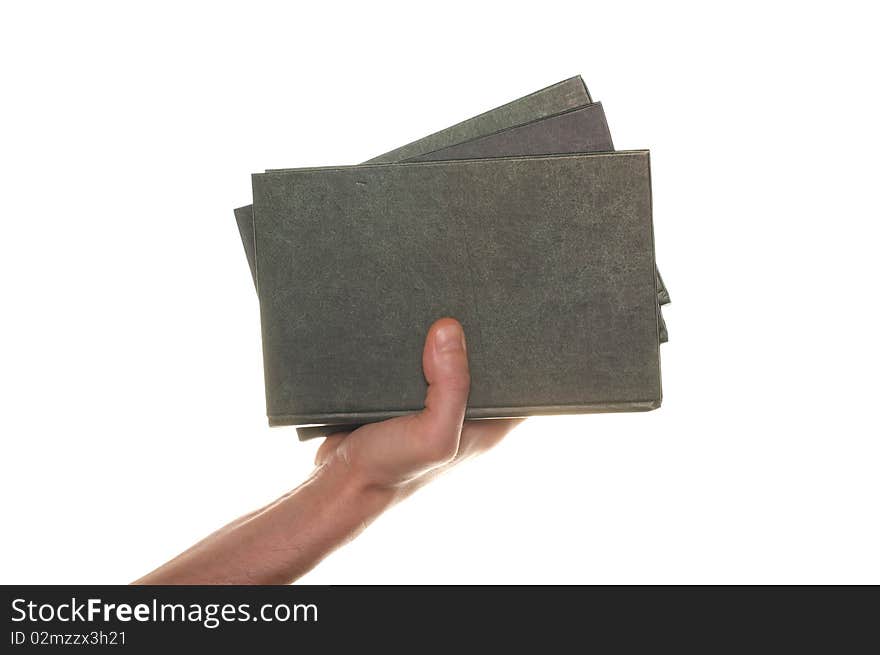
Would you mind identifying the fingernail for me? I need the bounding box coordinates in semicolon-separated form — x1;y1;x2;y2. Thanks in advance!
435;322;466;354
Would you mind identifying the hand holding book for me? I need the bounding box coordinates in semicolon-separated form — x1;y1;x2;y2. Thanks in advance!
136;319;519;584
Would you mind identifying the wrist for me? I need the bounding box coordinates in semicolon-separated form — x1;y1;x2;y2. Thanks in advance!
308;449;400;519
249;453;397;582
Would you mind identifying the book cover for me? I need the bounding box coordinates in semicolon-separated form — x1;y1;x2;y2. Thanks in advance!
407;102;613;163
233;76;593;284
366;76;592;163
252;152;661;427
268;102;668;319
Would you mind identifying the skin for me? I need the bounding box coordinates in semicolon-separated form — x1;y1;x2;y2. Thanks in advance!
135;318;521;584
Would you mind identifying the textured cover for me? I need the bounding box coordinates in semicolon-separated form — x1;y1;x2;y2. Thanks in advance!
408;103;612;161
657;269;670;305
234;206;257;290
291;102;615;439
409;102;668;335
246;103;668;315
408;102;666;340
366;76;592;164
234;77;593;283
290;102;664;437
252;151;661;427
236;98;669;319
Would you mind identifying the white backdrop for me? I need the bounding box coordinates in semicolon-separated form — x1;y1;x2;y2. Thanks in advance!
1;1;878;584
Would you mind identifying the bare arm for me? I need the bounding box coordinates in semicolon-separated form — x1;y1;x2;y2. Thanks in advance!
135;318;520;584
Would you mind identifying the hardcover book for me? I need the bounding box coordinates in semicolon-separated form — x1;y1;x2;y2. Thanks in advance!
279;102;666;438
252;151;662;427
234;77;668;310
402;102;667;330
234;76;592;284
366;76;593;163
407;102;613;163
251;102;669;318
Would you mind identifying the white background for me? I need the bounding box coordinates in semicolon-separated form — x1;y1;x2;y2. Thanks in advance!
1;2;878;584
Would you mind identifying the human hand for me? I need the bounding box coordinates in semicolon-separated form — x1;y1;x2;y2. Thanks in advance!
314;317;521;494
135;318;521;584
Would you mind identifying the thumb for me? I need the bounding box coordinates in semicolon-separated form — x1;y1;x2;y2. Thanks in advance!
411;317;470;465
330;317;471;485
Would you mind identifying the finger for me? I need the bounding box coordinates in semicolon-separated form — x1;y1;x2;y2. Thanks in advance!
411;317;470;464
314;433;349;465
400;419;525;496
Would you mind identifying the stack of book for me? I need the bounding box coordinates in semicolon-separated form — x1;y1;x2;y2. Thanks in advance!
233;76;669;439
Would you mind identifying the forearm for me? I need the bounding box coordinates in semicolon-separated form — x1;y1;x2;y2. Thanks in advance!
134;457;395;585
134;320;515;585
